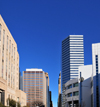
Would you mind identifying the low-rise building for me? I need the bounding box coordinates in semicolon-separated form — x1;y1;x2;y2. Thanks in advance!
78;43;100;107
64;78;79;107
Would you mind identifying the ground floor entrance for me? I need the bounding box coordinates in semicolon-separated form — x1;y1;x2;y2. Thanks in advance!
0;89;5;105
67;100;79;107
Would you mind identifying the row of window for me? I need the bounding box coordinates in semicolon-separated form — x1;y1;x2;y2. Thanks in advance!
24;85;43;86
66;82;78;90
62;47;83;52
67;91;79;97
70;71;78;74
70;42;83;44
24;75;43;77
24;83;43;85
62;62;83;66
24;87;43;91
70;39;83;41
24;78;43;79
70;55;84;57
24;79;43;81
24;73;43;74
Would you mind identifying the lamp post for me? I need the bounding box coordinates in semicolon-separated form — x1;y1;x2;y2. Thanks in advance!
79;72;84;107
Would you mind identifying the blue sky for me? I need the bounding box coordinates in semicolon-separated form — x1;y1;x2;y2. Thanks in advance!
0;0;100;107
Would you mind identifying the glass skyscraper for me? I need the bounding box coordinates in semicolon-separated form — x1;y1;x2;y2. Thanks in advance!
62;35;84;107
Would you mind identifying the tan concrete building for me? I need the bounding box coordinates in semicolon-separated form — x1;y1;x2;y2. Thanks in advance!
23;68;50;107
0;15;26;107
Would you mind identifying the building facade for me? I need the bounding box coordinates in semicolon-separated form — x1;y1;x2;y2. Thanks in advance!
92;43;100;107
64;79;79;107
23;68;50;107
0;15;26;106
58;72;61;107
62;35;84;107
78;43;100;107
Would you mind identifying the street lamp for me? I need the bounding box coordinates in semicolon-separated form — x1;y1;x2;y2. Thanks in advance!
79;72;84;107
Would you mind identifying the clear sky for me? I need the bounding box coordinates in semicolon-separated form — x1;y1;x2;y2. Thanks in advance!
0;0;100;107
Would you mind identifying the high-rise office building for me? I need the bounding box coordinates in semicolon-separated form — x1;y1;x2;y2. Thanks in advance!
23;68;50;107
62;35;84;107
0;15;26;106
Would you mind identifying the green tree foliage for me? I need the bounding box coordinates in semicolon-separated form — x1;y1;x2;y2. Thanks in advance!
0;102;5;107
31;101;44;107
7;98;21;107
17;102;21;107
9;99;16;107
0;98;21;107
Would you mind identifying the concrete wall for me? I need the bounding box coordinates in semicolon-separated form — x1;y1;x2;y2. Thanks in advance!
78;65;92;107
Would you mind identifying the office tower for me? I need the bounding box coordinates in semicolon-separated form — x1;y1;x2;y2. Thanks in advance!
58;72;61;107
62;35;84;107
0;15;26;106
23;68;49;107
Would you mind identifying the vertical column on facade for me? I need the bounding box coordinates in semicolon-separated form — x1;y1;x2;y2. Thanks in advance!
68;103;70;107
72;100;74;107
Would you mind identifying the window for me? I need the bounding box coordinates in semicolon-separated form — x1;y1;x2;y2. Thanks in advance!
2;65;3;78
14;47;15;59
6;58;7;80
67;84;72;89
67;93;72;97
3;30;5;45
73;82;78;87
9;40;11;53
7;36;8;49
73;91;79;96
12;44;13;56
